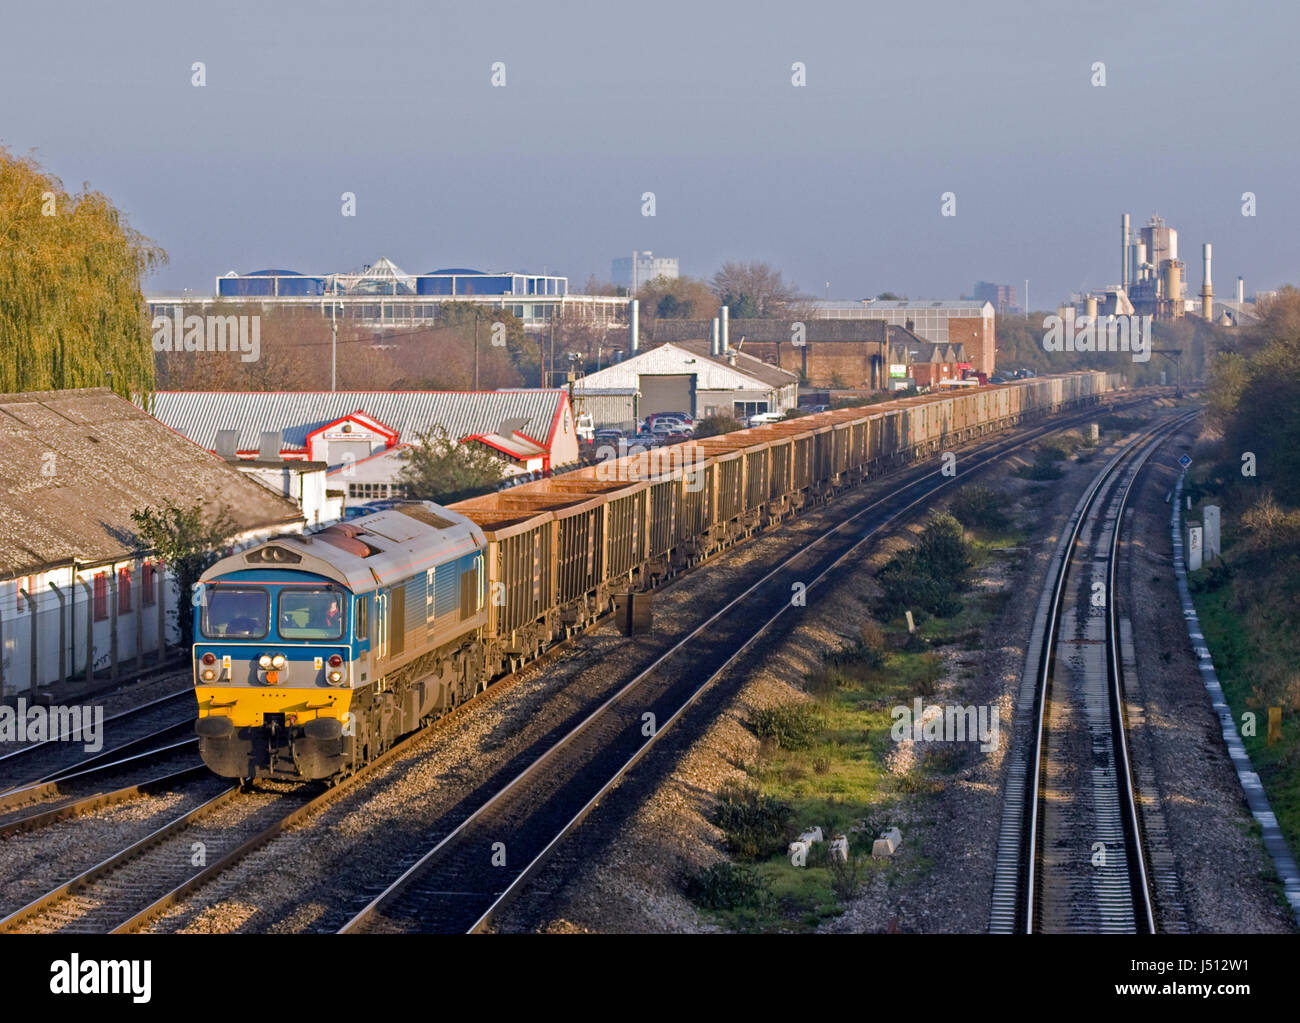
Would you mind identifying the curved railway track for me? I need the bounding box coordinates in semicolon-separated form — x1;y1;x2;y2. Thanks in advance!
990;410;1197;934
338;403;1147;934
0;689;197;794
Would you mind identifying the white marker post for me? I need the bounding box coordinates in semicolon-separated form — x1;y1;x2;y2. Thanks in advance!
1186;521;1203;571
1203;505;1221;561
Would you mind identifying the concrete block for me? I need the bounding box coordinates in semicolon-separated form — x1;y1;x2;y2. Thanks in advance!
829;836;849;863
872;827;902;858
799;826;823;844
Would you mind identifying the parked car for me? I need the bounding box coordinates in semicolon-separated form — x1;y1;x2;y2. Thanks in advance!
645;412;695;434
747;411;786;427
593;428;624;444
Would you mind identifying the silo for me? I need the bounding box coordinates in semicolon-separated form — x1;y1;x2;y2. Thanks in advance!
1164;259;1183;308
1085;295;1098;319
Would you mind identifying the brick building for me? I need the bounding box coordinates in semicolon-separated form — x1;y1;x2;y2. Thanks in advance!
649;318;922;390
809;299;996;378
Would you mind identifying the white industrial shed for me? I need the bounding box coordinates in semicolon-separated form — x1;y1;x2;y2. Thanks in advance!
572;341;798;427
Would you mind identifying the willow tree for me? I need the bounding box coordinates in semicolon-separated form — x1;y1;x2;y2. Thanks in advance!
0;147;164;397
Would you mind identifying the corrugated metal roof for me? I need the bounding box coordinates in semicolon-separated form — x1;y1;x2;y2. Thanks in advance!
146;390;567;451
0;389;304;579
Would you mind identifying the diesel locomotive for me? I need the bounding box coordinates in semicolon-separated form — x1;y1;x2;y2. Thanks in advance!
192;372;1118;782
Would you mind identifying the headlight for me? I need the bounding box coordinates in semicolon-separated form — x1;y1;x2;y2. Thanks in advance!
258;654;272;669
328;671;343;683
201;669;216;681
271;654;286;668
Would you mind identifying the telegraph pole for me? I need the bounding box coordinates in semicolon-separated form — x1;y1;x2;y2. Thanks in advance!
331;301;338;391
473;312;480;390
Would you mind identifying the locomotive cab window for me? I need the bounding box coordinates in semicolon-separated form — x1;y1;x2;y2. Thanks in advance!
279;586;346;640
202;587;270;639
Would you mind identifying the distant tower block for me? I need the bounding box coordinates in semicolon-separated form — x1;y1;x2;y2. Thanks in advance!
1203;505;1221;560
1186;521;1203;571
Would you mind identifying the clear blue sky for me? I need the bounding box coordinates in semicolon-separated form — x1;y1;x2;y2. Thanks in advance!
3;0;1295;306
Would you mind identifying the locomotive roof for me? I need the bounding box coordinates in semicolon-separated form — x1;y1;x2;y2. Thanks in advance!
202;501;484;591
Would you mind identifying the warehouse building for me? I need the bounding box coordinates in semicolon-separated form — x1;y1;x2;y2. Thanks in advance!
0;389;305;698
147;389;581;500
572;340;798;428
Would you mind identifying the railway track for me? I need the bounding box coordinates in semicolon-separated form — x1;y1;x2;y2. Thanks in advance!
338;402;1147;934
990;410;1197;934
1;398;1144;934
0;689;197;794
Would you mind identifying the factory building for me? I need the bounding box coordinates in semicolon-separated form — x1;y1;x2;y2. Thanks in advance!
808;299;996;378
611;251;679;292
146;258;628;335
0;389;305;698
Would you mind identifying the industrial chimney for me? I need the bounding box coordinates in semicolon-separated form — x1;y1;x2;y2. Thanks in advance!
1121;213;1130;292
710;317;720;357
629;298;639;354
720;305;730;354
1201;243;1213;319
1237;276;1244;305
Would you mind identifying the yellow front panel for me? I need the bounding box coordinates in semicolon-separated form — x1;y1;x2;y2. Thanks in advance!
196;686;353;728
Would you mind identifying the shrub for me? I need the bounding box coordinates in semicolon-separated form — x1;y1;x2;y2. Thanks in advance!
949;485;1010;532
876;515;971;618
693;414;744;439
685;862;770;910
1017;447;1065;480
828;852;864;901
822;620;889;672
713;781;796;861
750;703;824;750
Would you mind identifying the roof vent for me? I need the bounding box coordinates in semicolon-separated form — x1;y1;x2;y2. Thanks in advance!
215;430;239;461
258;430;283;462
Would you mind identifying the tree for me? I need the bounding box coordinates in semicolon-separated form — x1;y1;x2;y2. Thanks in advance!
1;147;165;397
635;275;717;332
709;261;803;317
876;292;903;301
131;500;238;646
398;426;506;504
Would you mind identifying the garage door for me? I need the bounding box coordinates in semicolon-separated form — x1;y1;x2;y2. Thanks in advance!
639;374;695;417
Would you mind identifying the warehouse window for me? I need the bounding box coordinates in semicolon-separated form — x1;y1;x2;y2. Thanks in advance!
118;567;132;614
93;572;108;621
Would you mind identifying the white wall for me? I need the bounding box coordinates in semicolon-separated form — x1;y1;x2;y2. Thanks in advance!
0;522;301;698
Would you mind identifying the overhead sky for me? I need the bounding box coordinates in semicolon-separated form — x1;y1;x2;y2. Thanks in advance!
3;0;1295;306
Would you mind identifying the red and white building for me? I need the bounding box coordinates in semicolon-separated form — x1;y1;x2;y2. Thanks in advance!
147;390;581;503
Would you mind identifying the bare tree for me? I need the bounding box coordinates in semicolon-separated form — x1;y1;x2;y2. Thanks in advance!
709;261;805;318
